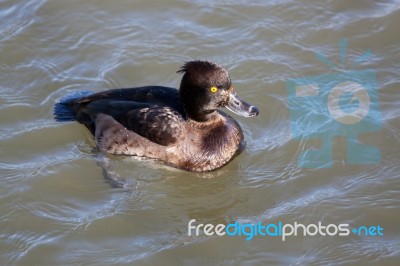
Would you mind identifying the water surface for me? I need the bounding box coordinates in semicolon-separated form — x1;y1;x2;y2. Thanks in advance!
1;0;399;265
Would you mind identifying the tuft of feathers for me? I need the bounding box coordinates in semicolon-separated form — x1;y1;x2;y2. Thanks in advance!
176;60;231;88
177;60;222;74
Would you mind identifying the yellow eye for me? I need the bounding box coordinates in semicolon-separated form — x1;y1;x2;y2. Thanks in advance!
210;86;218;93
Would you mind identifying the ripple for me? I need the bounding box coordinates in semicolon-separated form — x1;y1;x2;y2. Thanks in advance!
0;0;47;42
1;231;60;263
311;238;400;265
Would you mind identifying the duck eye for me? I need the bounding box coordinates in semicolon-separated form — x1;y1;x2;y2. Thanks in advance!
210;86;218;93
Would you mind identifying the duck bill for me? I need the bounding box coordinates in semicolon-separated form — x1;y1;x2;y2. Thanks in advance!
225;91;259;117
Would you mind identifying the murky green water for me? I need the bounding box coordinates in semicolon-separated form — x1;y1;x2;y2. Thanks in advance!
1;0;400;265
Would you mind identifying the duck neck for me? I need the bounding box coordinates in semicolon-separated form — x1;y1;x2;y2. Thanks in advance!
187;112;222;127
187;110;220;123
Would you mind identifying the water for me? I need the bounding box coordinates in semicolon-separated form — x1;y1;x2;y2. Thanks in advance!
1;0;400;265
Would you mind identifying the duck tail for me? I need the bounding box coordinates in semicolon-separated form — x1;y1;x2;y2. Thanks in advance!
54;91;93;122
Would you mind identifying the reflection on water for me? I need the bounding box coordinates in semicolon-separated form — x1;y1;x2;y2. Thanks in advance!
1;0;400;265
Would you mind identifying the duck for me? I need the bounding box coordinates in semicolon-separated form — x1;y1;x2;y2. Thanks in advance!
54;60;259;172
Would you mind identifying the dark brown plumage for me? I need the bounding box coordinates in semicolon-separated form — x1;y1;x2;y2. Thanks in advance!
54;60;259;172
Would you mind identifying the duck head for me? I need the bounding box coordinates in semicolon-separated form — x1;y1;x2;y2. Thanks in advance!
177;60;259;122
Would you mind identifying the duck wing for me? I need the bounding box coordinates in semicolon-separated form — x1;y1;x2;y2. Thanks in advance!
124;106;184;146
81;99;185;146
55;86;186;142
76;86;182;112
